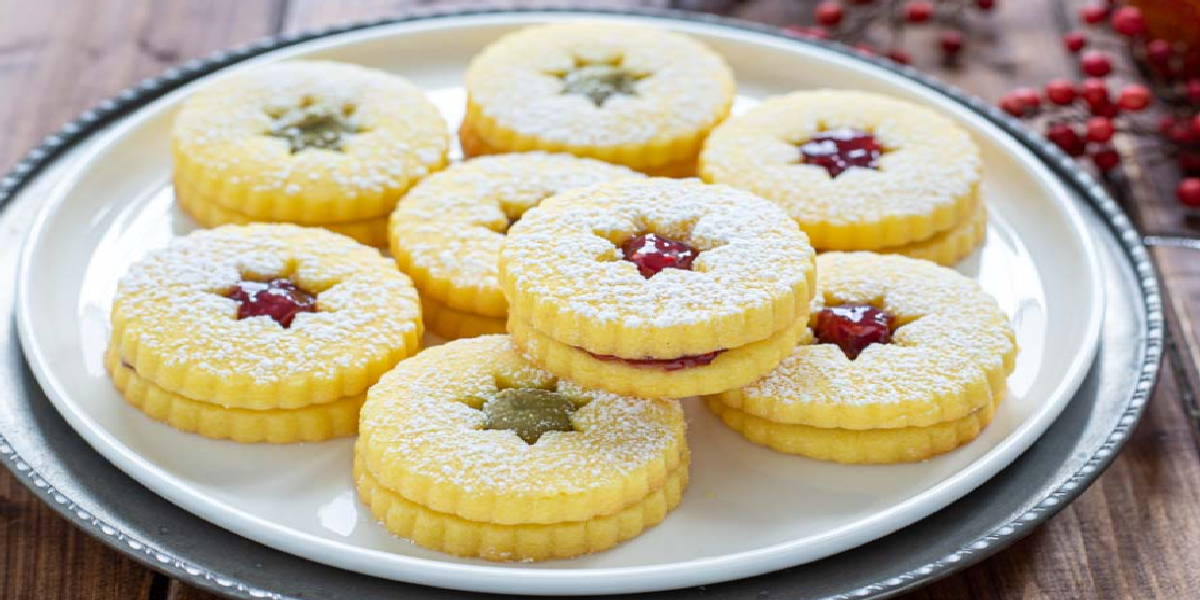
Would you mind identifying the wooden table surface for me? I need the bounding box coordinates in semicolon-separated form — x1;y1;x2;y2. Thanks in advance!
2;1;1199;598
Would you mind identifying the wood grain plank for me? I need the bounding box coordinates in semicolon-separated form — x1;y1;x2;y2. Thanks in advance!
0;2;281;599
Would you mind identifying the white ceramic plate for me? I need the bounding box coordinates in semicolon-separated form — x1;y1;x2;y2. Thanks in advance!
16;13;1102;596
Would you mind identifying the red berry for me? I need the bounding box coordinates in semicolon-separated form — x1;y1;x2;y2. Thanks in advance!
1086;117;1115;143
1045;79;1077;105
1047;123;1086;157
1063;31;1088;53
621;233;698;278
1012;87;1040;110
815;304;896;359
1079;4;1109;24
1187;79;1200;104
1091;147;1121;172
815;1;845;26
1081;78;1109;106
1146;39;1172;64
885;49;912;65
1111;7;1146;37
1000;94;1029;117
1178;178;1200;207
228;278;318;328
1194;112;1200;136
976;0;996;10
1117;84;1152;111
940;30;966;56
1080;50;1113;77
905;1;934;23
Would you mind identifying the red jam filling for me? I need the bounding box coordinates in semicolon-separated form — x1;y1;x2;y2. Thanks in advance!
227;278;317;328
814;303;895;359
621;233;698;278
588;349;725;371
799;128;884;178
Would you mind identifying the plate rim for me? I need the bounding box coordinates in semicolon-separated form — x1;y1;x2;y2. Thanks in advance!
0;5;1163;600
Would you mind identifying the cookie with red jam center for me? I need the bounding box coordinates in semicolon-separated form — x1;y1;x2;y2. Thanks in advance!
500;178;817;399
705;252;1017;463
700;90;984;254
107;224;422;442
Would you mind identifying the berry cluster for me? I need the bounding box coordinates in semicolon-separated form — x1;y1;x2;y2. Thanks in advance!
999;78;1152;173
790;0;997;65
1001;3;1200;206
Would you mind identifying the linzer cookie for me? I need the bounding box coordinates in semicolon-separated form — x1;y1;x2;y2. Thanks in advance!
172;60;448;246
355;335;688;561
389;153;642;339
107;224;422;442
499;178;817;398
706;253;1016;464
461;21;736;176
700;90;984;258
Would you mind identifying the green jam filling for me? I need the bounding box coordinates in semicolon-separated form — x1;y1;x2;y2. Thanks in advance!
482;388;576;444
267;110;358;153
561;64;644;107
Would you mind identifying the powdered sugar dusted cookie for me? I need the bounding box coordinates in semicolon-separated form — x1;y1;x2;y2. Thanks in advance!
500;177;817;398
707;252;1016;464
107;224;422;441
462;21;735;176
700;90;983;253
356;335;688;561
173;60;448;243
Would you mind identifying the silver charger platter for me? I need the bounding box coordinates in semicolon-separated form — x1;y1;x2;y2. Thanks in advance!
0;6;1162;600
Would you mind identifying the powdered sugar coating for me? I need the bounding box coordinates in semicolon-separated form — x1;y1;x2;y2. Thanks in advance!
173;60;448;222
109;224;421;409
712;253;1016;429
358;335;687;524
499;178;817;357
465;21;735;150
389;153;642;316
700;90;981;249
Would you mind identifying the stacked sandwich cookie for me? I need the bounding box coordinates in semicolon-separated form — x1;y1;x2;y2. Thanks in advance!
172;60;449;247
355;336;689;561
705;253;1017;464
500;177;818;398
462;21;736;176
106;224;422;442
700;90;986;265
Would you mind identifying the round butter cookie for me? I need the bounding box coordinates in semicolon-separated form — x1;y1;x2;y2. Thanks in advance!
109;224;423;416
389;153;642;338
706;253;1016;464
173;60;448;227
700;90;982;250
356;335;688;561
499;178;817;398
462;21;735;175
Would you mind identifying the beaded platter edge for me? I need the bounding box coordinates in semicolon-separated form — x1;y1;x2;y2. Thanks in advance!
0;4;1163;600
